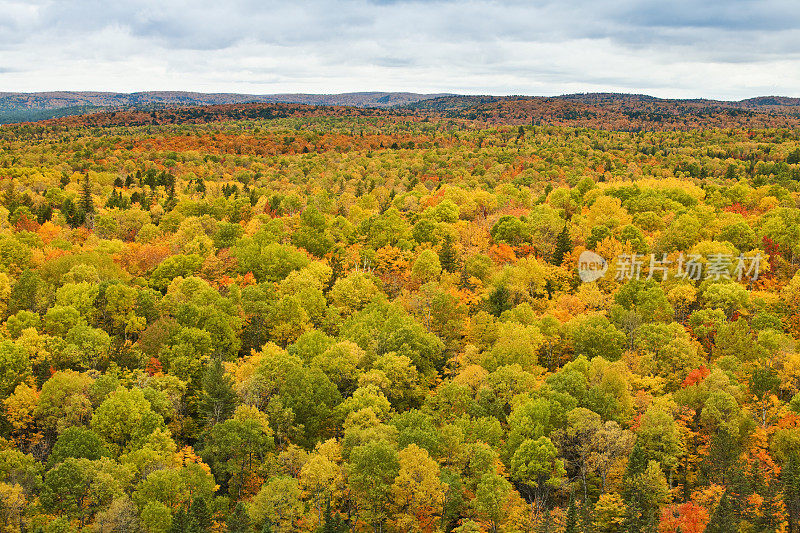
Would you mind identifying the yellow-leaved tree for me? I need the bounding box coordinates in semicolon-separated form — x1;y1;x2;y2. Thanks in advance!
390;444;448;533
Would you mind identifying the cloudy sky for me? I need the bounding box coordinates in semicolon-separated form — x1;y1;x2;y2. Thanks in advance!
1;0;799;99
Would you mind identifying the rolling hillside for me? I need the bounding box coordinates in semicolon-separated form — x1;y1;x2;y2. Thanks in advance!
0;91;453;124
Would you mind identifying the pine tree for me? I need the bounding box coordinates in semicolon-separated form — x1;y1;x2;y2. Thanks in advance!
564;494;578;533
458;266;470;289
142;188;152;209
438;236;458;273
81;173;94;214
36;203;53;224
754;488;782;533
188;497;212;532
200;359;238;426
226;502;252;533
318;499;347;533
551;225;572;266
170;508;188;533
706;492;738;533
487;285;511;317
778;456;800;533
622;443;648;533
166;179;176;211
62;197;84;228
704;429;742;485
321;499;335;533
625;443;647;478
3;179;18;212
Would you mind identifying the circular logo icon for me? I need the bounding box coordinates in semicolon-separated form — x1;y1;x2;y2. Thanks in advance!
578;250;608;282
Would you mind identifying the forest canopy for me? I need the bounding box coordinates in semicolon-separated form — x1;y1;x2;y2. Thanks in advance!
0;106;799;533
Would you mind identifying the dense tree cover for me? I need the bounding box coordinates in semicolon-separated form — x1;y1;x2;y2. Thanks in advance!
0;111;799;533
17;96;800;131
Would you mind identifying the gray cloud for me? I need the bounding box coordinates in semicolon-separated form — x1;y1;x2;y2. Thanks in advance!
0;0;798;98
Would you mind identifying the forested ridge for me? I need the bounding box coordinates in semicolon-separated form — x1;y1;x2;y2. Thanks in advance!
0;109;799;533
0;93;454;124
27;97;800;131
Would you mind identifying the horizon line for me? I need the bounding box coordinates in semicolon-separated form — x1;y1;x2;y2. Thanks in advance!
2;90;799;102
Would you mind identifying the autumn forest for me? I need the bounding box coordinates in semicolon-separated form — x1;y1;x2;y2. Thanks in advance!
0;100;800;533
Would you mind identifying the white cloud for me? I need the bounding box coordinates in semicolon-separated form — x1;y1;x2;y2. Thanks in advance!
0;0;798;99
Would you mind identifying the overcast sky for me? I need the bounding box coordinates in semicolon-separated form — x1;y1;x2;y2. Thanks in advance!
1;0;799;99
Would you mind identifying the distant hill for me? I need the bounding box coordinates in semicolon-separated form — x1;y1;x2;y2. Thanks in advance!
0;104;107;124
401;92;800;111
37;102;414;128
402;93;800;130
6;90;800;130
0;91;453;124
398;95;505;112
739;96;800;107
